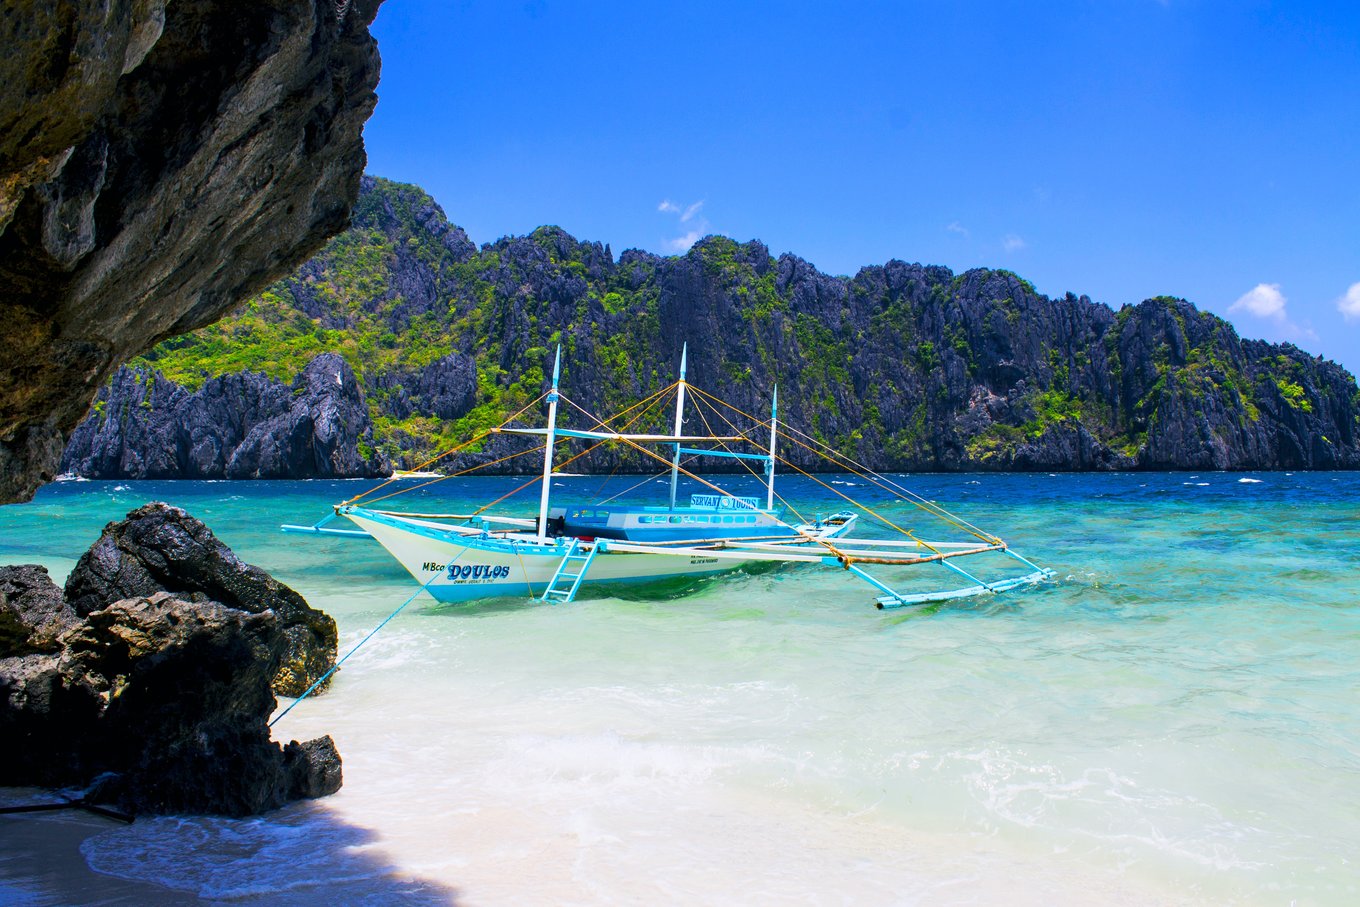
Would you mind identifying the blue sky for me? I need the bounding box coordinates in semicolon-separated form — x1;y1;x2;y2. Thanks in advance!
364;1;1360;373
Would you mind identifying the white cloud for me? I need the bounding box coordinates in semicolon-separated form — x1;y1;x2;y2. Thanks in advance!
658;197;710;254
945;221;969;238
1002;233;1026;252
666;230;703;253
1229;283;1319;343
1230;283;1287;320
1338;281;1360;322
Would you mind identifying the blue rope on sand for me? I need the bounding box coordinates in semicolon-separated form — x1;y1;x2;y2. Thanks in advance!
269;559;455;727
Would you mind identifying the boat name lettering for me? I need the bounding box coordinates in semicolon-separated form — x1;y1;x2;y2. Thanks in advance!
688;556;718;565
424;562;511;580
449;563;510;580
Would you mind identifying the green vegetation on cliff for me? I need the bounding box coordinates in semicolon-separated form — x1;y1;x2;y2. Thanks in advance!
119;176;1359;473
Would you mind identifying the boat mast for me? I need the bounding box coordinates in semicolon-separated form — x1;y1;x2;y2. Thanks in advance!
766;385;778;510
536;346;562;541
668;342;688;510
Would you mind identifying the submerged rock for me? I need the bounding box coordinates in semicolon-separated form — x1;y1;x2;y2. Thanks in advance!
64;502;337;697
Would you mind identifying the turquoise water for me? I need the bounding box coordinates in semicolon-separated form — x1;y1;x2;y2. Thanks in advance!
1;473;1358;904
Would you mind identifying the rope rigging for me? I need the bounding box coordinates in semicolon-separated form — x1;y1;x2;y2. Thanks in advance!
270;357;1055;725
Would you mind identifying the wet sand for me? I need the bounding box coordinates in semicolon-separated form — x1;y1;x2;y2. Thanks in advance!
0;793;194;905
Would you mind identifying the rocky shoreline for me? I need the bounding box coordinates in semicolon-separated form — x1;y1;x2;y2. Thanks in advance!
63;353;390;481
1;503;341;817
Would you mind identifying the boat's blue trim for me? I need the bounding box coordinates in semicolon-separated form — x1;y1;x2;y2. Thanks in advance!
281;523;372;538
426;567;732;603
676;447;771;463
501;427;738;442
281;511;371;538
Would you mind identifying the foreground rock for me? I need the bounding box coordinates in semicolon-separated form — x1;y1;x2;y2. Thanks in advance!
64;503;337;697
0;589;341;816
0;565;78;655
0;505;343;817
62;353;390;480
0;0;384;503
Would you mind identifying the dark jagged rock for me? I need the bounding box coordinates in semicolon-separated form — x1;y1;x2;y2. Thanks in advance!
283;735;345;800
371;353;478;422
0;652;104;786
225;354;391;479
0;0;385;504
0;565;79;656
64;502;337;697
62;178;1360;474
62;352;390;480
0;591;342;816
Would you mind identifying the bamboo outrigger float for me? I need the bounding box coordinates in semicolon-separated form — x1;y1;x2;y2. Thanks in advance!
284;345;1054;610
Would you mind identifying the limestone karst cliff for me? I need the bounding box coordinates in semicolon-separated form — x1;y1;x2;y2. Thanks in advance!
63;353;390;479
64;177;1360;475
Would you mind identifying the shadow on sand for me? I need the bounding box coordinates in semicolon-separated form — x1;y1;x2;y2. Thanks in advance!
0;788;463;906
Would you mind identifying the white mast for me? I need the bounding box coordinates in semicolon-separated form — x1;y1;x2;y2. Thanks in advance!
536;346;562;541
766;385;778;511
668;342;688;510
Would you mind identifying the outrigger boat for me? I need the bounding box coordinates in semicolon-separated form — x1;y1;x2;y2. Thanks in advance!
283;345;1054;610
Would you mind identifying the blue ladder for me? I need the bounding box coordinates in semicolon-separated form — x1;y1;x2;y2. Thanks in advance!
540;539;600;604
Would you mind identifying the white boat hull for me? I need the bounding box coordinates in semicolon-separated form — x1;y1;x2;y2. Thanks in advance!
345;511;767;603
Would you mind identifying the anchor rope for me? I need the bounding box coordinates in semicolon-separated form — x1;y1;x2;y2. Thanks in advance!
269;553;462;727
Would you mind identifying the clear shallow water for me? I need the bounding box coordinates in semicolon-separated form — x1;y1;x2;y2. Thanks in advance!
2;473;1358;905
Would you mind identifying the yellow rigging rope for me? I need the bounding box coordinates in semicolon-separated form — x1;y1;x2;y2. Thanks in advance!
344;380;683;509
341;363;999;557
688;391;807;524
342;390;551;506
684;384;999;544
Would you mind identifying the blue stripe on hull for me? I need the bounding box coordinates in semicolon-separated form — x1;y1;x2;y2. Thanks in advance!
425;567;736;603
